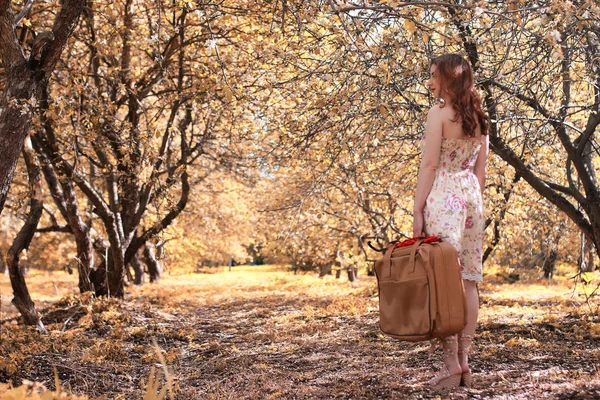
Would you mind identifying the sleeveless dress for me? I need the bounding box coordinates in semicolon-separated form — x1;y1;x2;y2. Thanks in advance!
423;137;485;282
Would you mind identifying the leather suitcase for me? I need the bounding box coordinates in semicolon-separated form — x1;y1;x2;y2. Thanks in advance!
374;237;467;341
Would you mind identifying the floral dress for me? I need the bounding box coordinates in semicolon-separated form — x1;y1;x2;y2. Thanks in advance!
423;137;485;282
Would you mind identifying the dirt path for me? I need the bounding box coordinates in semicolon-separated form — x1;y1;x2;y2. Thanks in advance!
1;266;599;399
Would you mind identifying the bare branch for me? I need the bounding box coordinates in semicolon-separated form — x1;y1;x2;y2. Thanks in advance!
13;0;34;28
36;224;72;233
40;0;86;81
576;111;600;156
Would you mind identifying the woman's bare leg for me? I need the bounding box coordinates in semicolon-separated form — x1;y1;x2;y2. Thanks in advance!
429;334;462;388
459;279;479;372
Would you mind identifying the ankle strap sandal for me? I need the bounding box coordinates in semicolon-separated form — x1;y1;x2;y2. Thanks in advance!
458;333;474;387
428;335;461;390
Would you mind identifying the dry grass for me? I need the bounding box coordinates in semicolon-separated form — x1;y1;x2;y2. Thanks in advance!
1;265;600;399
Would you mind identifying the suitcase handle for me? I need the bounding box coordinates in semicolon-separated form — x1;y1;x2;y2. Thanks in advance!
383;238;424;278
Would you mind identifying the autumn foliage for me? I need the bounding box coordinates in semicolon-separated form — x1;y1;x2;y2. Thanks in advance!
1;0;600;398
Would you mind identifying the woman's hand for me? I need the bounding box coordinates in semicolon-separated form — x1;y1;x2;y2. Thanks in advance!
413;211;425;238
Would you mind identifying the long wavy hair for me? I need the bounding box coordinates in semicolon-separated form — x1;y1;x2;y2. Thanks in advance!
431;54;489;137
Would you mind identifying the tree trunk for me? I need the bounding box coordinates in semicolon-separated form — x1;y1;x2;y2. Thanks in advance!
482;175;521;264
144;243;163;283
108;247;125;297
130;253;146;285
0;63;36;215
0;0;87;216
33;134;95;293
63;181;94;293
543;249;558;280
6;137;46;333
89;240;123;297
318;263;332;277
347;266;357;282
579;135;599;268
89;262;108;297
579;237;596;273
89;246;126;297
367;264;375;276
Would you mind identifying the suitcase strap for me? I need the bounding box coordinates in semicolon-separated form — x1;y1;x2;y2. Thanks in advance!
382;238;424;278
433;243;447;329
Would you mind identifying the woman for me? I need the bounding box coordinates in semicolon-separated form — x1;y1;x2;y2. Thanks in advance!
413;53;489;390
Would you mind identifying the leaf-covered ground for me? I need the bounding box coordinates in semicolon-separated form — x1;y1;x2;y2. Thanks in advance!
1;265;600;399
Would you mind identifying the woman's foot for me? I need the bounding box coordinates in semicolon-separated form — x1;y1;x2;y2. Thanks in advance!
458;333;474;387
429;335;462;390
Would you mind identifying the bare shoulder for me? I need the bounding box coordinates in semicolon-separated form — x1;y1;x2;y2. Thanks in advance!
425;105;444;141
427;104;443;115
427;104;446;120
428;103;456;119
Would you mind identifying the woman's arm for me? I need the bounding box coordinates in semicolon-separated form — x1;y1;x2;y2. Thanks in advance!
413;106;443;237
413;106;443;214
473;134;489;194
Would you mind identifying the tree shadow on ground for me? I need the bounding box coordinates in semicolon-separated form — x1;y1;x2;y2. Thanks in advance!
1;274;599;399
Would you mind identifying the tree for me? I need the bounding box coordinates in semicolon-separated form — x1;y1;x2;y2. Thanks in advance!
0;0;86;215
30;1;195;296
25;0;277;295
445;0;600;259
5;136;46;332
257;1;599;268
0;0;86;328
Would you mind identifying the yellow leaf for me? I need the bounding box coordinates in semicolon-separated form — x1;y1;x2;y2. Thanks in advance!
404;19;416;33
223;87;233;102
590;323;600;338
378;104;388;118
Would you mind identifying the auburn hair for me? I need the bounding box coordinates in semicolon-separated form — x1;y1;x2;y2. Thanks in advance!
430;54;489;137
